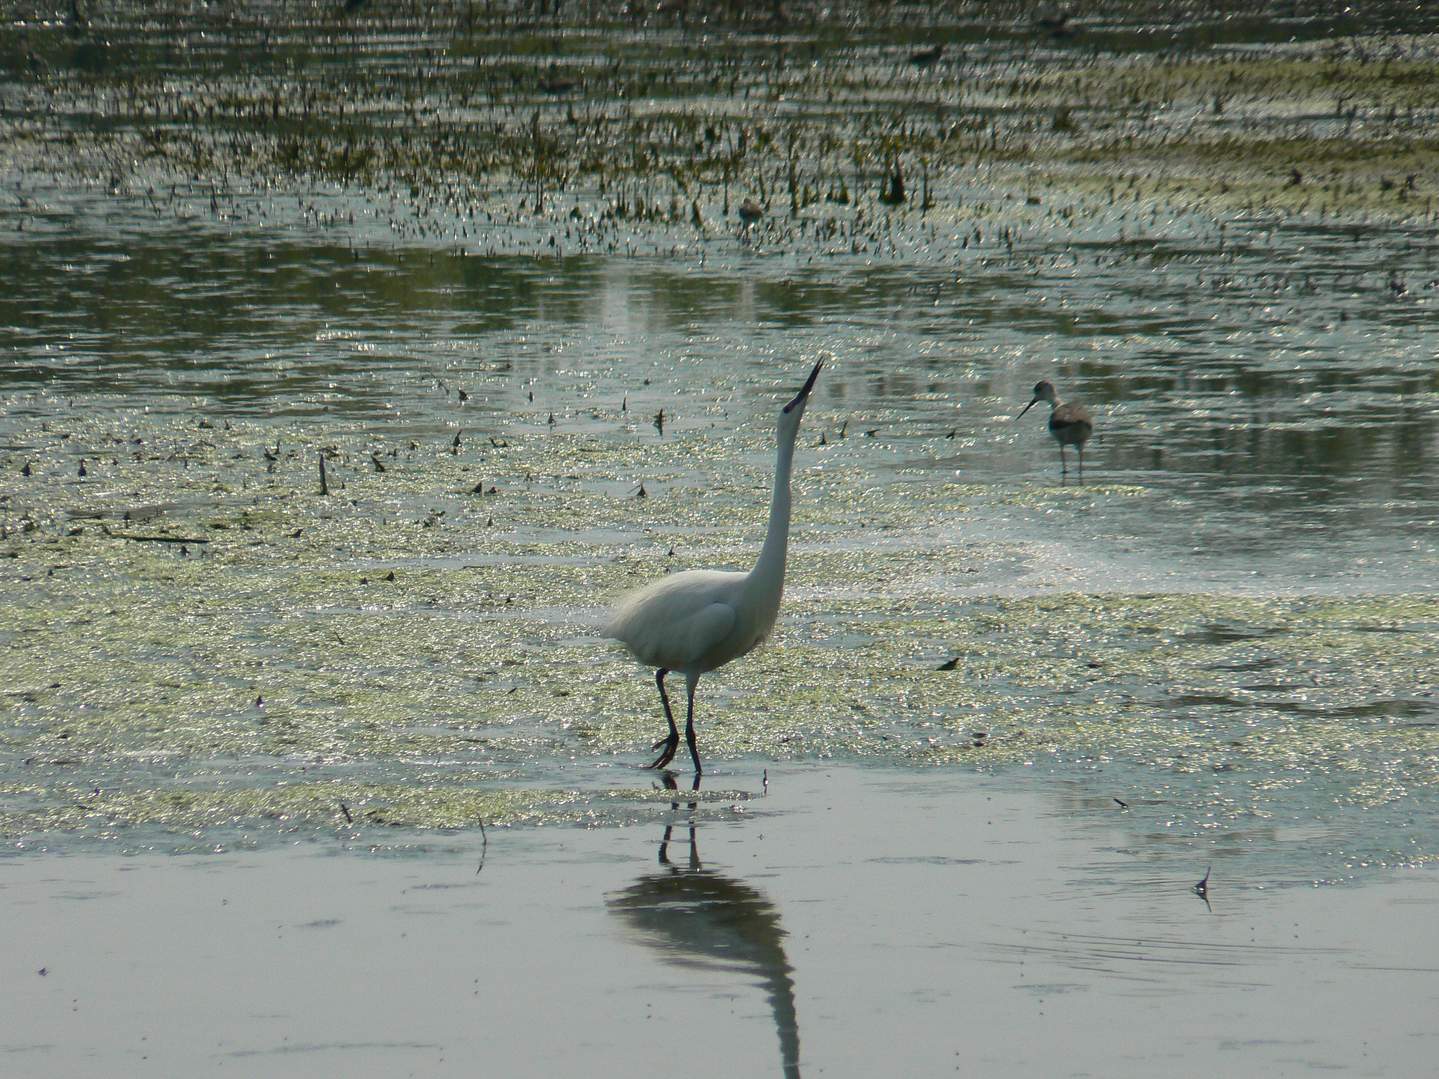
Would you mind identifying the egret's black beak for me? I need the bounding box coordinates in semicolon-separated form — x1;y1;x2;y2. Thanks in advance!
1017;397;1039;419
783;360;824;413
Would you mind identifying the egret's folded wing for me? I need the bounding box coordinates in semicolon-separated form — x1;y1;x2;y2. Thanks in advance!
681;602;738;665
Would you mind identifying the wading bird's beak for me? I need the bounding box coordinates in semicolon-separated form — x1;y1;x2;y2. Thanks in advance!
1017;397;1039;419
784;359;823;413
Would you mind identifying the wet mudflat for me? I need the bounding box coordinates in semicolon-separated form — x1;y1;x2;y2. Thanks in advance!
1;230;1434;867
2;2;1438;1074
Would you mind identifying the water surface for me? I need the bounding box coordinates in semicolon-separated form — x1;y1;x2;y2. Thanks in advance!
2;194;1436;875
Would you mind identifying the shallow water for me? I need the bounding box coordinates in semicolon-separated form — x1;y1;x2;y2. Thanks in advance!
2;186;1436;877
4;767;1437;1077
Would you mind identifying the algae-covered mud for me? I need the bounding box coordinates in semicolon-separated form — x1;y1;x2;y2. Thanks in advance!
1;3;1437;886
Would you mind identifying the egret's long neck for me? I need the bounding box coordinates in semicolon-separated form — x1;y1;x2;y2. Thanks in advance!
749;428;798;594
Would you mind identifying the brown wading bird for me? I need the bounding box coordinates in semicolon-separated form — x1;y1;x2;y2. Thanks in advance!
1018;379;1093;479
605;361;822;774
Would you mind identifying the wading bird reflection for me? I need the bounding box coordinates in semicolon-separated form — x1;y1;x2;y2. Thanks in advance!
606;361;822;774
1018;379;1092;480
607;775;801;1079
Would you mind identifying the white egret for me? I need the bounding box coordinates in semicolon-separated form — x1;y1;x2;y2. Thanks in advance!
606;360;822;774
1018;379;1093;479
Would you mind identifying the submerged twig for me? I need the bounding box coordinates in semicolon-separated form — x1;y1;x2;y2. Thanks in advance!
101;525;209;544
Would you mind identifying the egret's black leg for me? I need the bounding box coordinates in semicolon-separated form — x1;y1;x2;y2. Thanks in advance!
651;667;676;745
647;668;680;769
1077;444;1085;483
684;676;702;776
1059;444;1068;476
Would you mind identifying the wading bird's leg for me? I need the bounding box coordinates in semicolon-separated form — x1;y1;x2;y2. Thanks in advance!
1077;444;1085;483
1059;444;1068;476
684;673;703;776
648;668;680;769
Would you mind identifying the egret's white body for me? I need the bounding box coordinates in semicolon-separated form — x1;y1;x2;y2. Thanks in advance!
606;360;822;774
606;569;778;675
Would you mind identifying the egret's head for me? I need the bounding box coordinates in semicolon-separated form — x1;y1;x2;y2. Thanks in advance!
1017;379;1057;418
777;359;823;437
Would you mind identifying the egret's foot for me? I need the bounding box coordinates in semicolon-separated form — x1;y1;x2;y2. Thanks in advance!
647;734;680;769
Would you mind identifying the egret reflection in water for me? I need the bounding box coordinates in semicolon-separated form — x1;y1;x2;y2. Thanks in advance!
607;776;801;1078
